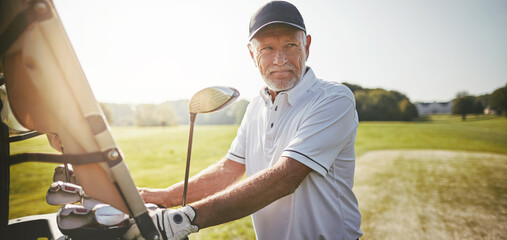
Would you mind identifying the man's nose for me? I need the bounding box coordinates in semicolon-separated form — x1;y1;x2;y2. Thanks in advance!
273;50;287;65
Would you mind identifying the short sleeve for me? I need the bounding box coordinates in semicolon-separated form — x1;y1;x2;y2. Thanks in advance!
226;102;253;164
282;89;358;176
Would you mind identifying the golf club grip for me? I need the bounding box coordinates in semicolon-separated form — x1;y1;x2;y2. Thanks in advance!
109;162;160;239
135;212;161;240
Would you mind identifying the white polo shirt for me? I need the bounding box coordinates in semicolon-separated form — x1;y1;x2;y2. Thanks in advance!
226;68;362;240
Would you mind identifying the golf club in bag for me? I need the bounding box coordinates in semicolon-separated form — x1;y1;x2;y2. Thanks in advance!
1;0;159;238
46;164;165;239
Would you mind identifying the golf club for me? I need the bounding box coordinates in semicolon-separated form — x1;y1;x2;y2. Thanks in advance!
57;203;130;240
182;86;240;206
53;164;78;184
57;204;94;230
46;181;84;206
93;204;129;227
144;203;159;211
81;194;104;209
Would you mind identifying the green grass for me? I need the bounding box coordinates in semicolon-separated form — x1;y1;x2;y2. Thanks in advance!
8;114;507;239
356;115;507;239
355;150;507;239
356;114;507;155
114;125;238;187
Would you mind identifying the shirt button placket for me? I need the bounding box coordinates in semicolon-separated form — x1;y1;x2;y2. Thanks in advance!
264;102;275;152
269;106;275;130
270;105;279;128
270;100;280;129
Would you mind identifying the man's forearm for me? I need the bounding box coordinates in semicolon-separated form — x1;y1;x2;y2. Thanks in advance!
140;158;245;207
168;158;245;206
191;157;311;229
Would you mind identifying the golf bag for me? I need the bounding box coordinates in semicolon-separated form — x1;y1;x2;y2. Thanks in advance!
1;0;159;239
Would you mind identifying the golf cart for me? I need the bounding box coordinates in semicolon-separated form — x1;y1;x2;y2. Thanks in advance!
0;0;239;239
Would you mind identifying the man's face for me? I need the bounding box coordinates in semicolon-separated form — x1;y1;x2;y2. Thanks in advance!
249;24;311;92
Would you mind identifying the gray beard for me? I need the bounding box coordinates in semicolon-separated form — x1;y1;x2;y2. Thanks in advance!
263;65;305;92
264;77;299;92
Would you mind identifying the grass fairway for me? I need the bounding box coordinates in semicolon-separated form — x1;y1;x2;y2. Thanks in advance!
355;150;507;239
356;114;507;155
8;115;507;239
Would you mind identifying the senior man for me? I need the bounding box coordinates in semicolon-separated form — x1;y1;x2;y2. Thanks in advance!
128;1;362;239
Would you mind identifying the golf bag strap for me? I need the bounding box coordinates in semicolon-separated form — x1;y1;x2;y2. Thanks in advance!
9;151;108;165
0;0;53;57
9;131;43;142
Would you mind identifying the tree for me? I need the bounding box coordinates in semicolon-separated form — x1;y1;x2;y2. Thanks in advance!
355;89;402;121
472;100;484;114
453;92;475;120
231;100;250;124
135;104;158;126
490;84;507;116
476;94;490;110
155;104;178;126
352;85;418;121
342;82;363;93
399;98;418;121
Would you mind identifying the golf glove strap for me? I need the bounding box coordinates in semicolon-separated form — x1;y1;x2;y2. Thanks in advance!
124;205;199;240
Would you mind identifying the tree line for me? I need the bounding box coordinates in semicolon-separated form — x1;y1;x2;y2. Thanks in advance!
100;99;249;127
100;82;421;126
99;83;507;125
453;83;507;120
343;83;418;121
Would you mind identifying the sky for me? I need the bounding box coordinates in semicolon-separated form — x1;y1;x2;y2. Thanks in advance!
52;0;507;104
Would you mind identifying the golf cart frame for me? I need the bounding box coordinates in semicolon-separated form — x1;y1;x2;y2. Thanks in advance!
1;0;160;239
0;119;61;239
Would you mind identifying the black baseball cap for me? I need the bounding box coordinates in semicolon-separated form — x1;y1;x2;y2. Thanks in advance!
248;1;306;40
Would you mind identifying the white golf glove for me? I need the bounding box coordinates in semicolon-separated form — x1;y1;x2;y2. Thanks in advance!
124;205;199;240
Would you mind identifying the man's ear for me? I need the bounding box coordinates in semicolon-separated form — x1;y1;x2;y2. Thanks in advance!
247;43;257;67
305;35;312;61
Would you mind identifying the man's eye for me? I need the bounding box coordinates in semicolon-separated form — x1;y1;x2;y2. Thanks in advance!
288;43;297;47
262;46;273;51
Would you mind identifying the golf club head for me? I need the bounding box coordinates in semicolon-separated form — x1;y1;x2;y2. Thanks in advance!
58;204;130;240
53;164;78;184
81;195;105;209
93;204;129;227
57;204;94;230
46;181;83;206
145;203;159;211
189;86;240;114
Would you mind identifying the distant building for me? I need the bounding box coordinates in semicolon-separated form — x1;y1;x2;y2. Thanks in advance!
415;101;454;115
483;106;496;115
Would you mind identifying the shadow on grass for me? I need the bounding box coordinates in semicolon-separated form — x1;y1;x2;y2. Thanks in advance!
412;114;501;123
412;115;431;122
459;114;500;122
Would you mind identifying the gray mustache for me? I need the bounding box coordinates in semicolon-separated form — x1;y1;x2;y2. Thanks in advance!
267;65;296;74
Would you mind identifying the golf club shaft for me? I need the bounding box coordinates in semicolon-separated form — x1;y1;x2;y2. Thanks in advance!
60;145;71;183
64;163;70;182
182;113;197;207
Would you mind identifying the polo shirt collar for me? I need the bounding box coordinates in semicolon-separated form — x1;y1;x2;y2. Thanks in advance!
285;67;316;106
259;67;317;106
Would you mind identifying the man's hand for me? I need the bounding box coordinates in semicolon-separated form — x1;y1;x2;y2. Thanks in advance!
138;187;173;208
124;206;199;240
